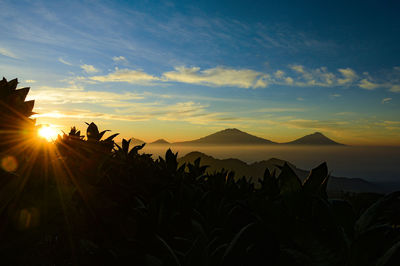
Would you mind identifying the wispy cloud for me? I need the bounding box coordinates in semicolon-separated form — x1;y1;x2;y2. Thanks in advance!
162;66;269;89
80;64;99;74
0;47;18;59
29;86;144;105
255;107;305;113
89;68;159;83
112;56;127;63
382;97;392;104
58;57;73;66
359;78;380;90
337;68;358;85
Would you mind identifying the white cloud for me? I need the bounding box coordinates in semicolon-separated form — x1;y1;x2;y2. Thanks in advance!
338;68;358;85
330;93;341;98
58;57;73;66
359;79;380;90
162;66;268;89
274;70;285;79
0;47;18;59
287;65;354;87
89;68;159;83
80;64;99;74
112;56;127;63
389;85;400;92
29;86;144;105
24;80;36;83
382;98;392;104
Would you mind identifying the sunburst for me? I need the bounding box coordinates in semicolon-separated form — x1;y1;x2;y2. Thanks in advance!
38;125;59;141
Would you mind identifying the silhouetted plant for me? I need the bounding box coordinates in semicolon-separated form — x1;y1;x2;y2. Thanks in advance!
0;77;399;265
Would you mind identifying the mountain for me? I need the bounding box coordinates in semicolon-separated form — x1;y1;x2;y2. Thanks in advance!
178;151;381;194
283;132;344;145
174;128;277;145
150;139;170;145
130;138;146;145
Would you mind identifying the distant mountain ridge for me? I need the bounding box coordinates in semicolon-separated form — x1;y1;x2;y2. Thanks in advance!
178;151;381;194
130;128;345;146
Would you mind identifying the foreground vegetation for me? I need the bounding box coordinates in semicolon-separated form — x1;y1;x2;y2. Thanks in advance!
0;78;399;265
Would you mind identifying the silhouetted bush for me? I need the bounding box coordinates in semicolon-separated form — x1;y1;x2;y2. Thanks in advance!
0;78;399;265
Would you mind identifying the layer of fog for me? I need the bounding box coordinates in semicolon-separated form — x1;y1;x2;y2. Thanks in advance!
142;145;400;182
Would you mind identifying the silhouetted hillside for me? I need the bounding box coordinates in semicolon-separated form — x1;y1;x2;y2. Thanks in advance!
283;132;344;145
179;151;380;194
174;128;277;145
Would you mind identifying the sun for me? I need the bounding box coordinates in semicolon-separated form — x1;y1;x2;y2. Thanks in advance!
38;125;59;141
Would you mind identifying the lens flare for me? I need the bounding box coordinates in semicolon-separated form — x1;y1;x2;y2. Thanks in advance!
38;125;58;141
1;155;18;172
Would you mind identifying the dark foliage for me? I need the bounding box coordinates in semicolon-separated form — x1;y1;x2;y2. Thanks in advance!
0;78;399;265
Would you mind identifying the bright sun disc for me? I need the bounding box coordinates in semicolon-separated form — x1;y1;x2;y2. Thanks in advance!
38;125;58;141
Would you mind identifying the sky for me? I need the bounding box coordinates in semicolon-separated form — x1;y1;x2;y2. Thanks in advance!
1;0;399;145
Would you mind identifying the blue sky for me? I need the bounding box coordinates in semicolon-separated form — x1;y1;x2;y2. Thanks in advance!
1;0;399;144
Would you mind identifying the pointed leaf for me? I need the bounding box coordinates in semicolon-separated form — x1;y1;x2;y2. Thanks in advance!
278;162;302;195
302;162;328;196
104;133;118;142
86;122;99;140
98;129;111;140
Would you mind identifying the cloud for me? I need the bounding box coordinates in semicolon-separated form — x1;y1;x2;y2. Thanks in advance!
162;66;269;88
382;98;392;104
274;70;285;79
81;64;99;74
330;93;341;98
58;57;72;66
112;56;127;63
255;107;305;113
283;119;349;132
338;68;358;85
0;47;18;59
285;65;356;87
389;85;400;92
29;86;144;105
24;80;36;83
358;79;380;90
32;110;151;122
89;68;159;83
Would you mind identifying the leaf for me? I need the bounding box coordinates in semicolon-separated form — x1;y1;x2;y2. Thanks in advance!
155;234;181;266
122;138;131;153
222;222;257;264
376;240;400;266
356;191;400;234
104;133;119;142
98;130;111;141
165;149;178;171
302;162;328;196
278;162;302;195
129;143;146;156
262;168;279;198
86;122;99;140
7;78;18;91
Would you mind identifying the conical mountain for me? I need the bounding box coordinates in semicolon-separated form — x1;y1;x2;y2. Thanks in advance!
284;132;344;145
150;138;170;144
174;128;276;145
